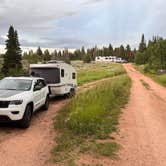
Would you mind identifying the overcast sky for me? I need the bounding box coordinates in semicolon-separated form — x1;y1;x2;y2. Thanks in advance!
0;0;166;49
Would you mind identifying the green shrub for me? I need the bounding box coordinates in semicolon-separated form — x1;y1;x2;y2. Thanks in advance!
66;75;131;136
77;63;126;85
135;52;145;65
55;75;131;138
135;64;166;87
53;74;131;164
144;64;157;74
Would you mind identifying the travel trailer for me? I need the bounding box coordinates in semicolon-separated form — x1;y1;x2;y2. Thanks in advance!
95;56;117;62
30;61;77;96
95;56;126;63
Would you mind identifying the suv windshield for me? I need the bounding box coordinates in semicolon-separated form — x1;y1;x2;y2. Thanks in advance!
0;79;32;91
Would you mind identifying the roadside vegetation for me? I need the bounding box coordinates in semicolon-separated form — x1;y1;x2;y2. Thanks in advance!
135;35;166;71
53;75;131;165
135;65;166;87
72;61;126;85
134;34;166;87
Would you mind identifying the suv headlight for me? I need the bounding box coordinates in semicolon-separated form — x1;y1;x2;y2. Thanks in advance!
10;100;23;105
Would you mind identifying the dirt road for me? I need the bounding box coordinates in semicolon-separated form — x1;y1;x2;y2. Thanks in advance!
112;64;166;166
0;98;69;166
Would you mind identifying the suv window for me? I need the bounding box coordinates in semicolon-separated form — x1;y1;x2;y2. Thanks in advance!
34;79;45;91
40;79;46;87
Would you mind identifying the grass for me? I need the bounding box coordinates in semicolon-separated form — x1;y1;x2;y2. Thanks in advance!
71;61;126;85
151;74;166;87
53;74;131;165
134;64;166;87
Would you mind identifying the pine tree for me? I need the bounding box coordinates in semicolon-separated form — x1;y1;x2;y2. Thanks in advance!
114;47;120;57
36;46;43;56
139;34;146;53
51;50;58;60
74;49;82;60
119;45;125;59
103;47;110;56
108;44;114;56
58;51;62;57
14;30;22;69
81;46;85;60
43;49;51;61
2;26;22;75
63;48;70;64
126;44;131;61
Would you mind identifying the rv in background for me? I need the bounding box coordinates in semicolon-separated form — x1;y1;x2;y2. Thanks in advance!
30;61;77;97
95;56;127;63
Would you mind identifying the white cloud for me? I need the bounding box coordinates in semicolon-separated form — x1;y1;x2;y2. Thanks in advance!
0;35;7;40
0;0;166;49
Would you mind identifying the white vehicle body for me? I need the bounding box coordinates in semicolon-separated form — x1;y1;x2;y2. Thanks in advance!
30;61;77;96
0;77;49;122
95;56;117;62
95;56;126;63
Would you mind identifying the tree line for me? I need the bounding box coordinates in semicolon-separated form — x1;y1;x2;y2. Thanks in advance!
22;43;135;64
0;26;166;77
135;34;166;72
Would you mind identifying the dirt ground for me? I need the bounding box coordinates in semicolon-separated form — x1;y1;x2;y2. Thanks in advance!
113;64;166;166
0;64;166;166
0;98;69;166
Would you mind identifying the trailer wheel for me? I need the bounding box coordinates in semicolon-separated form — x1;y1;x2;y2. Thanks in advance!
67;88;76;98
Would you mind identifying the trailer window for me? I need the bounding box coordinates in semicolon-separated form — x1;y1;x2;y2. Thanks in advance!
30;68;60;84
72;73;76;79
61;69;64;77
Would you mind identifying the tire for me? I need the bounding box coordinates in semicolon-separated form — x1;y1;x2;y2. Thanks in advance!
19;104;32;128
68;88;76;98
43;95;49;111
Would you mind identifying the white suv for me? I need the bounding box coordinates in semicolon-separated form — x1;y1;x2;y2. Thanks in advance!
0;77;49;128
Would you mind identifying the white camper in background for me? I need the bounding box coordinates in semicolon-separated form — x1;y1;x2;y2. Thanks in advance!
30;61;77;96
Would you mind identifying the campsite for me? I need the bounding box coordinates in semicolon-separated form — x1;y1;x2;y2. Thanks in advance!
0;0;166;165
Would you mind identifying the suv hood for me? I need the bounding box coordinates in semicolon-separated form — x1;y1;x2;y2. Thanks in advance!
0;90;25;100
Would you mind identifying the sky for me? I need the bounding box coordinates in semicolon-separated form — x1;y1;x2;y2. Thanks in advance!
0;0;166;50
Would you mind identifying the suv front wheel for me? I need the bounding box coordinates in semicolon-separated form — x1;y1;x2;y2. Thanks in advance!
19;104;32;128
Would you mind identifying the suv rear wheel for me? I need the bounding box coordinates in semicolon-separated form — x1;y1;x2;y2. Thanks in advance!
19;104;32;128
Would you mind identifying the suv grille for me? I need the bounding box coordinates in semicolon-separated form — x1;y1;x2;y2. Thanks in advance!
0;101;10;108
0;116;10;122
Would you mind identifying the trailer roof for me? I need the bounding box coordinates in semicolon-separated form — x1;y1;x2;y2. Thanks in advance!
30;61;76;71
